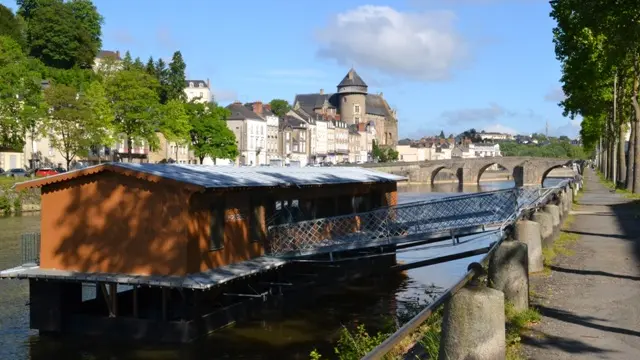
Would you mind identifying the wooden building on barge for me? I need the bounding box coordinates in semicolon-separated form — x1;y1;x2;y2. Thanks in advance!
0;163;404;342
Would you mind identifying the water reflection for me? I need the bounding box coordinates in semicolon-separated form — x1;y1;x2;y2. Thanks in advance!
0;178;570;360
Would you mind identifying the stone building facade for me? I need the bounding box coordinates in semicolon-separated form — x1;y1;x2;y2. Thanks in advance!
292;68;398;149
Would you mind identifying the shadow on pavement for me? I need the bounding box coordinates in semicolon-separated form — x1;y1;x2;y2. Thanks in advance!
548;265;640;281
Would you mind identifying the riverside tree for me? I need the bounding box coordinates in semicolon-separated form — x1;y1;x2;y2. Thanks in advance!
0;36;44;151
550;0;640;191
160;99;191;161
43;84;92;169
163;51;187;104
186;101;238;164
21;0;102;69
105;69;161;162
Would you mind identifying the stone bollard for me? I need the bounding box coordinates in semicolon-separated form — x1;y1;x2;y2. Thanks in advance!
488;241;529;312
532;211;553;247
543;204;561;238
515;220;544;273
438;286;506;360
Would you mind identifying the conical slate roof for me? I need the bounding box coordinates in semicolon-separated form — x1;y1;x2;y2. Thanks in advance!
337;68;367;88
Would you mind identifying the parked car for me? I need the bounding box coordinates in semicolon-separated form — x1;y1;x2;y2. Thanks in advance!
0;168;4;175
34;168;58;177
5;168;28;177
54;167;66;173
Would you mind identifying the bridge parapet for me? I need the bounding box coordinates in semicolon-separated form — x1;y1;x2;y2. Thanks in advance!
363;157;576;186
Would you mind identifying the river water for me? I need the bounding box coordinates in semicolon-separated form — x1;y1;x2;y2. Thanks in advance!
0;178;566;359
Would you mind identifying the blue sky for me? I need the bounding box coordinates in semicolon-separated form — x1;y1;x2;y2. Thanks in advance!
2;0;580;139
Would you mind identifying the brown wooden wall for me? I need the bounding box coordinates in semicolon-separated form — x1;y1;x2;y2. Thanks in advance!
37;171;398;276
186;182;398;272
39;172;192;276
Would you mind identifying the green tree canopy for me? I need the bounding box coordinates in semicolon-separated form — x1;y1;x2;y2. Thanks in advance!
43;83;92;169
163;51;186;103
0;5;26;49
269;99;290;117
186;101;237;164
25;0;101;69
160;99;191;160
105;69;160;161
0;36;44;151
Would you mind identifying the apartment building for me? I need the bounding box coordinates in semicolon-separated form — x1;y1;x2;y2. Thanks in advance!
247;102;280;163
334;120;349;163
348;125;361;163
184;79;211;103
226;102;266;166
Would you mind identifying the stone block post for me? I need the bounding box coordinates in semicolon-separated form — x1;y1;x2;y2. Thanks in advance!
438;286;506;360
514;220;544;273
532;211;553;247
488;240;529;312
543;204;561;238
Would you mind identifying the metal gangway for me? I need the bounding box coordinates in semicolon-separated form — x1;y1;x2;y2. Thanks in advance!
266;180;573;258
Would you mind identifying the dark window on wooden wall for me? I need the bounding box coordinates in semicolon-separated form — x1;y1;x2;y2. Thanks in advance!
250;199;265;243
370;191;382;209
353;195;371;213
209;200;225;250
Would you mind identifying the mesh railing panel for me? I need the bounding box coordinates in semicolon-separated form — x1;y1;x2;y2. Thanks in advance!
267;189;520;256
21;232;40;265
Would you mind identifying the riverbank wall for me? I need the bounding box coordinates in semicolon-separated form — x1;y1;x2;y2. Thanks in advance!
0;179;40;215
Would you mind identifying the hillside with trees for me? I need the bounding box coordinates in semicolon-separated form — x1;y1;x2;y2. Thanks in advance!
0;0;237;167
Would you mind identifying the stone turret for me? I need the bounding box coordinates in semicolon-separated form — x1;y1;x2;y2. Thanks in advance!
337;68;367;125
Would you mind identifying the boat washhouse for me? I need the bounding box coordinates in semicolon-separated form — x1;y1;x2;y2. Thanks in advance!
0;163;406;342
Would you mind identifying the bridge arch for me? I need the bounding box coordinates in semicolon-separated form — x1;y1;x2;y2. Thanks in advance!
475;162;516;185
430;166;462;185
540;163;572;186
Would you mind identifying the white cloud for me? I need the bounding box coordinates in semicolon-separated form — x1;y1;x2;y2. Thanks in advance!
316;5;468;81
212;89;237;103
544;87;566;102
483;123;518;135
440;103;514;125
541;120;581;138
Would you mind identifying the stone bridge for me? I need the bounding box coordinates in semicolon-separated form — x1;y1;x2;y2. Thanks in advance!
359;157;576;186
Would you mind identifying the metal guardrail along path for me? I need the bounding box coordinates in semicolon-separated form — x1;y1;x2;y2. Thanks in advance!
267;181;572;257
362;177;579;360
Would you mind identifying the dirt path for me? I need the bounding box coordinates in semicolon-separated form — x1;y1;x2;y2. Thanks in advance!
521;169;640;359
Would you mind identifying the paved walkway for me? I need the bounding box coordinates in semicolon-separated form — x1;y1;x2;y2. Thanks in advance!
522;169;640;359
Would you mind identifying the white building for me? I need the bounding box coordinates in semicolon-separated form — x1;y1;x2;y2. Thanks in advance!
247;102;280;163
92;50;122;74
315;117;329;163
469;143;501;157
327;119;336;164
479;132;513;142
184;79;211;103
226;102;266;166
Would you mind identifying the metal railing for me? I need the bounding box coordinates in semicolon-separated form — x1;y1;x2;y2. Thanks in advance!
267;189;521;257
362;178;578;360
20;232;40;265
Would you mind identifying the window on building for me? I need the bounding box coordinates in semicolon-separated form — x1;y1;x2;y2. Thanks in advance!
354;116;360;123
209;201;225;250
200;92;204;98
354;104;360;114
189;82;194;87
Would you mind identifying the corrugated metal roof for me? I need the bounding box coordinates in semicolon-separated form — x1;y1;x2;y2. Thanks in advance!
14;163;406;190
113;163;404;188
